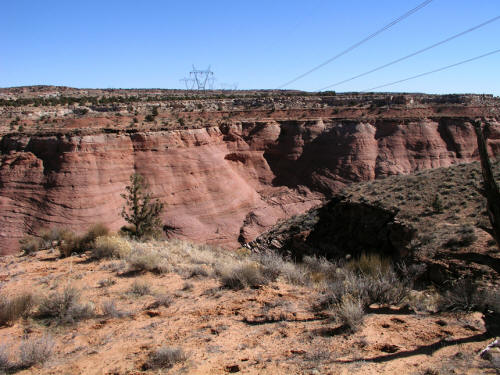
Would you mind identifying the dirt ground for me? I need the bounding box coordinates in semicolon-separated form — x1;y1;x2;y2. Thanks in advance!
0;247;498;375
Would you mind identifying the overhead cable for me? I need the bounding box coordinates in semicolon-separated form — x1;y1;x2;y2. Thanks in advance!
277;0;434;89
318;15;500;91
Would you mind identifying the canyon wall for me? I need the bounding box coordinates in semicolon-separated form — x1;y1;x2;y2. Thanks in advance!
1;116;499;255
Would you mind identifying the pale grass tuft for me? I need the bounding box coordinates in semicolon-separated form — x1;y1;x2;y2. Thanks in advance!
92;235;132;259
19;335;55;368
126;243;166;273
331;294;365;332
216;260;268;289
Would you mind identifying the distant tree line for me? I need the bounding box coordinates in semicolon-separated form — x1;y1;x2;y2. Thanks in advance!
0;91;335;108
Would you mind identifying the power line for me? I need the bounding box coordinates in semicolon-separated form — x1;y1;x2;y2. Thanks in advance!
318;15;500;91
362;48;500;92
277;0;434;89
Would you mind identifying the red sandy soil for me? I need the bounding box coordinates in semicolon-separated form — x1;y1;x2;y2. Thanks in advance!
0;245;497;375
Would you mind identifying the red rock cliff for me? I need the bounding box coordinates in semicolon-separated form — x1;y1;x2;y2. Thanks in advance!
1;115;499;255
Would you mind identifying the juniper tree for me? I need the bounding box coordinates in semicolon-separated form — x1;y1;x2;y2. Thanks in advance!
121;174;164;239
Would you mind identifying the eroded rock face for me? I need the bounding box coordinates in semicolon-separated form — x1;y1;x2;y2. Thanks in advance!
1;117;499;254
248;197;417;259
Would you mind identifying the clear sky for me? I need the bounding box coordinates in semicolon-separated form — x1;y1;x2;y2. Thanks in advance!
2;0;499;95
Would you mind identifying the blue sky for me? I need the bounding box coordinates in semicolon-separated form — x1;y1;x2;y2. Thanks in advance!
2;0;499;94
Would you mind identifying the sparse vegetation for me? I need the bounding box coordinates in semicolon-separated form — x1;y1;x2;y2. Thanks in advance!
0;293;35;326
128;280;152;296
19;235;44;255
91;235;131;259
18;335;55;368
59;223;109;257
101;299;128;318
126;243;167;273
37;286;94;324
331;294;365;332
146;346;187;369
216;260;268;289
0;345;11;372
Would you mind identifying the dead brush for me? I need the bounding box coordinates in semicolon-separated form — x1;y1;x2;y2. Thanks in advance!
36;286;94;324
91;235;131;259
126;244;168;273
346;252;391;277
331;294;365;333
146;346;187;369
0;293;35;326
216;260;268;289
128;280;152;296
101;299;129;318
0;345;12;372
59;223;110;257
18;335;55;369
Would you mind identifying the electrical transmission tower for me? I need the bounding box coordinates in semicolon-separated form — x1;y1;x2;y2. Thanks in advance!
180;77;195;90
189;65;214;90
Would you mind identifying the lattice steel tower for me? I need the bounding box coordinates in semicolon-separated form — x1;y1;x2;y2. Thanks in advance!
189;65;214;90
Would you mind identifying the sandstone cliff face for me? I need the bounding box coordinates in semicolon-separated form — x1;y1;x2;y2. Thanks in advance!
1;117;499;255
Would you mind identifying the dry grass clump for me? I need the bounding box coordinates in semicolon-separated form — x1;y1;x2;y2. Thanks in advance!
91;235;131;259
216;260;268;289
250;250;310;285
0;336;54;371
0;293;35;326
146;346;187;369
39;227;73;248
346;252;391;277
18;335;55;368
128;280;152;296
60;223;110;257
331;294;365;332
18;236;44;255
314;253;409;319
37;286;94;324
151;294;174;308
0;345;11;372
126;243;168;273
101;299;129;318
97;277;116;288
437;278;497;312
443;224;478;249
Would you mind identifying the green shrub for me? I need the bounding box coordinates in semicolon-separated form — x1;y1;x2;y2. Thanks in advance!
121;174;164;239
432;194;443;213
